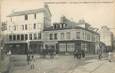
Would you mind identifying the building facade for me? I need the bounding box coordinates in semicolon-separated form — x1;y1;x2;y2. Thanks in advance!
3;5;51;54
43;17;100;54
99;26;114;51
3;5;100;55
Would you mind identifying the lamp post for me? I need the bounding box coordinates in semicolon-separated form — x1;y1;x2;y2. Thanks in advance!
26;40;30;64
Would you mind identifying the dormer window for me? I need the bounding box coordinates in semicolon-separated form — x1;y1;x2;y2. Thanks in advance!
33;23;36;29
14;26;16;30
25;15;28;20
11;18;12;22
25;24;27;30
34;14;36;19
22;25;24;30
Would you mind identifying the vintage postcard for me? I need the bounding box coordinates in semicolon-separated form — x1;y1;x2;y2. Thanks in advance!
0;0;115;73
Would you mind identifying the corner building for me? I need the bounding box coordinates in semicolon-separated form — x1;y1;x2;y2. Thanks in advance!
3;5;51;54
43;16;100;54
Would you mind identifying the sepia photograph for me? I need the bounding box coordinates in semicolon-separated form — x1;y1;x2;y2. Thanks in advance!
0;0;115;73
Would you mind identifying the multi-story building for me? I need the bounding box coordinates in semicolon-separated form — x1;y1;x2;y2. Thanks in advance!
3;5;51;54
99;26;114;51
3;5;100;55
43;16;100;54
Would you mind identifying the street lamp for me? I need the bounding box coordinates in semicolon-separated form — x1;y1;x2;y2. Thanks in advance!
26;40;30;64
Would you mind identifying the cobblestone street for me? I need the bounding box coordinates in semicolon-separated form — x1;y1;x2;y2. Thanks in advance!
11;55;84;73
10;53;115;73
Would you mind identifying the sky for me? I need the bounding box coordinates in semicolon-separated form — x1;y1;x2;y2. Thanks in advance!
1;0;115;35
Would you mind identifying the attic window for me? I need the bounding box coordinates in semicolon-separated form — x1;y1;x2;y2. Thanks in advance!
25;15;28;20
34;14;36;19
11;18;12;22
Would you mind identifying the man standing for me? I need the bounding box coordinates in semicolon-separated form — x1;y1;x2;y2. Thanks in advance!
108;51;112;62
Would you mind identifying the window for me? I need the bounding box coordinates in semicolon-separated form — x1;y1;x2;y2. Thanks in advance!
82;32;85;40
14;26;16;30
25;15;28;20
22;25;24;30
54;33;57;40
29;34;32;40
25;34;28;40
76;32;80;39
25;24;27;30
49;33;53;40
66;32;70;39
59;43;66;52
38;33;41;39
11;18;12;22
92;36;95;41
21;34;24;40
54;24;56;29
57;25;60;29
67;43;74;52
34;33;37;40
85;32;87;40
13;35;16;40
87;33;90;40
33;23;36;29
60;33;64;39
9;35;12;41
62;24;64;28
1;22;7;31
34;14;36;19
17;35;20;40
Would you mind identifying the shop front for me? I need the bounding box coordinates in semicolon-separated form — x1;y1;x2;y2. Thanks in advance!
43;41;58;53
5;42;28;54
58;40;96;55
30;41;43;54
58;41;75;54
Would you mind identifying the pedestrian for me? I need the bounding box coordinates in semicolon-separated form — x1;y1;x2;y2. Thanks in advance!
73;50;78;59
30;55;35;69
81;50;85;58
108;51;112;62
42;47;47;58
7;50;12;56
98;53;102;60
27;54;30;65
49;46;54;59
98;49;102;60
78;50;81;59
73;49;81;59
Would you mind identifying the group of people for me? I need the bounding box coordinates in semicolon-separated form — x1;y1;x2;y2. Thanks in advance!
26;50;35;69
40;46;56;59
73;49;85;59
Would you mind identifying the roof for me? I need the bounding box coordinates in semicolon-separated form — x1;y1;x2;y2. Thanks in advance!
8;4;52;17
44;23;99;35
8;8;45;17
